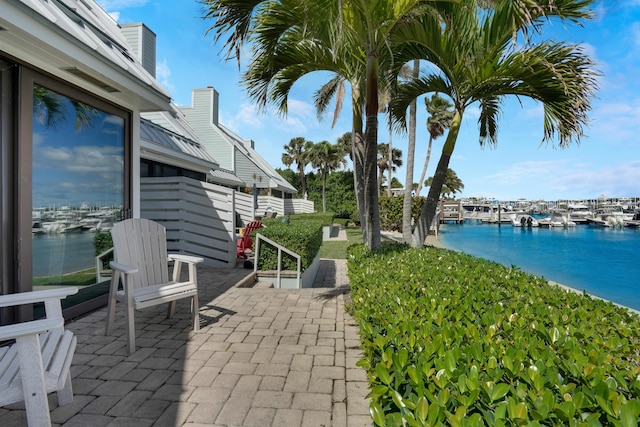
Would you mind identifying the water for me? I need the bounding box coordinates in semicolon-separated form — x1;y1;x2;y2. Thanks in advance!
32;232;96;278
437;221;640;311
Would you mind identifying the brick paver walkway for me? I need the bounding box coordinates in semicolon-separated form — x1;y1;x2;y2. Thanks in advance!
0;259;371;426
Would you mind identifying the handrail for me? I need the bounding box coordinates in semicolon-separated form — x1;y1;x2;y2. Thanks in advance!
95;247;114;283
253;233;301;288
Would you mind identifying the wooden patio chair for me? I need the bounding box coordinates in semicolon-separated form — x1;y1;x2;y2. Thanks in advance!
0;287;78;426
105;218;203;354
237;220;263;259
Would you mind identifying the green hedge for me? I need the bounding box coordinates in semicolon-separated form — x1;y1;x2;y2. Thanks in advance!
287;212;335;226
347;243;640;426
378;195;427;232
255;219;323;271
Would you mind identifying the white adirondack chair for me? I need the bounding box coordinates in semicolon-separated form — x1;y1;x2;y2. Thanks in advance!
0;287;78;427
105;218;203;354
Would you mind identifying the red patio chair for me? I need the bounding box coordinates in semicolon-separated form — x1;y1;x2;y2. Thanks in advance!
237;220;263;259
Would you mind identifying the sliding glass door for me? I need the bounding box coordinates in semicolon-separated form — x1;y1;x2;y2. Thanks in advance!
16;67;131;317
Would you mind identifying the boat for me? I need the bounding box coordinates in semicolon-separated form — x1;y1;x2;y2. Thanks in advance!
587;207;631;228
511;214;539;227
538;210;576;228
568;203;593;224
624;212;640;228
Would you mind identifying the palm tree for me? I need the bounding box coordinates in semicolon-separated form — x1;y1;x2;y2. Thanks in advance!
391;0;597;247
282;137;313;197
308;141;347;212
415;93;454;197
201;0;446;250
376;143;403;196
335;131;352;162
402;59;420;243
425;168;464;198
33;85;98;131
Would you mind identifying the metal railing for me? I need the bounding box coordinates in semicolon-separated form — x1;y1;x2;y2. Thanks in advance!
95;247;114;283
253;233;301;288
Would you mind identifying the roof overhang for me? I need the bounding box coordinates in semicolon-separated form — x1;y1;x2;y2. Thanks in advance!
208;169;245;187
0;0;171;112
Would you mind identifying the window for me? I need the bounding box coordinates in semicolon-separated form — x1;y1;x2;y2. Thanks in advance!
14;67;131;318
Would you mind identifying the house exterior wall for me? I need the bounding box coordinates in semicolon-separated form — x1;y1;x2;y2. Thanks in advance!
235;148;269;189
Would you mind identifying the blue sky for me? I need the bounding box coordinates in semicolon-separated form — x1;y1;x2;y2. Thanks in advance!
97;0;640;201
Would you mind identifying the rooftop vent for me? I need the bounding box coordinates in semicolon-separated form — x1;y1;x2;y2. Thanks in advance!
62;67;120;93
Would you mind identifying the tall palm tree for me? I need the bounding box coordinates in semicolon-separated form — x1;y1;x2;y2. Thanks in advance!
391;0;598;247
200;0;446;250
415;93;454;197
308;141;347;212
376;143;403;196
402;59;420;242
282;137;313;197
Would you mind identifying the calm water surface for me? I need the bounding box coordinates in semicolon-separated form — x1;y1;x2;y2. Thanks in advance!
32;232;96;278
437;221;640;311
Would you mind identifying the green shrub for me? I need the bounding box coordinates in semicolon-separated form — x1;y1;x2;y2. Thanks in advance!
255;219;323;271
287;212;335;226
347;244;640;426
94;231;113;269
378;195;426;231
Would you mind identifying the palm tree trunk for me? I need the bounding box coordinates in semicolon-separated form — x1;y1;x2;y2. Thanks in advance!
322;172;327;212
350;86;367;243
402;59;419;243
415;135;434;197
363;54;381;250
412;110;462;248
299;163;307;197
387;124;392;197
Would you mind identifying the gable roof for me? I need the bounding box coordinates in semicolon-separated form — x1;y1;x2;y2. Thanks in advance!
216;124;297;193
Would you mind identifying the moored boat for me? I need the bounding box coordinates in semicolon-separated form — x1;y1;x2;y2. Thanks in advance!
539;210;576;228
511;214;539;227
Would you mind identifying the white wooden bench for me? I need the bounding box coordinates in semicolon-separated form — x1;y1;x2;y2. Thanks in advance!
105;218;203;354
0;287;78;426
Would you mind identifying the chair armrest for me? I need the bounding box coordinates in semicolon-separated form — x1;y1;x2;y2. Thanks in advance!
168;254;204;264
0;287;78;308
109;261;138;274
0;318;63;341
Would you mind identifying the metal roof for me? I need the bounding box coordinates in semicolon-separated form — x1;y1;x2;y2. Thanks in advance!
140;118;219;166
1;0;171;110
208;169;245;187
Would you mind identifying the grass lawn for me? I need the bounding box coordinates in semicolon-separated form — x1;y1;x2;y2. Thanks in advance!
318;226;363;259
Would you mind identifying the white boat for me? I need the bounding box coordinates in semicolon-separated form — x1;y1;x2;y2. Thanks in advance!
539;211;576;228
511;214;539;227
568;203;593;224
587;207;631;228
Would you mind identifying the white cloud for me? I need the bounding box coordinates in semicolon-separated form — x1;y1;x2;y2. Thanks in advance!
287;99;314;119
234;103;264;128
589;99;640;145
155;59;174;93
480;159;640;200
275;115;308;135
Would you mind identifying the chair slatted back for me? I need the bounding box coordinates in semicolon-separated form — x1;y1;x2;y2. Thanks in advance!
244;221;262;236
111;218;169;290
